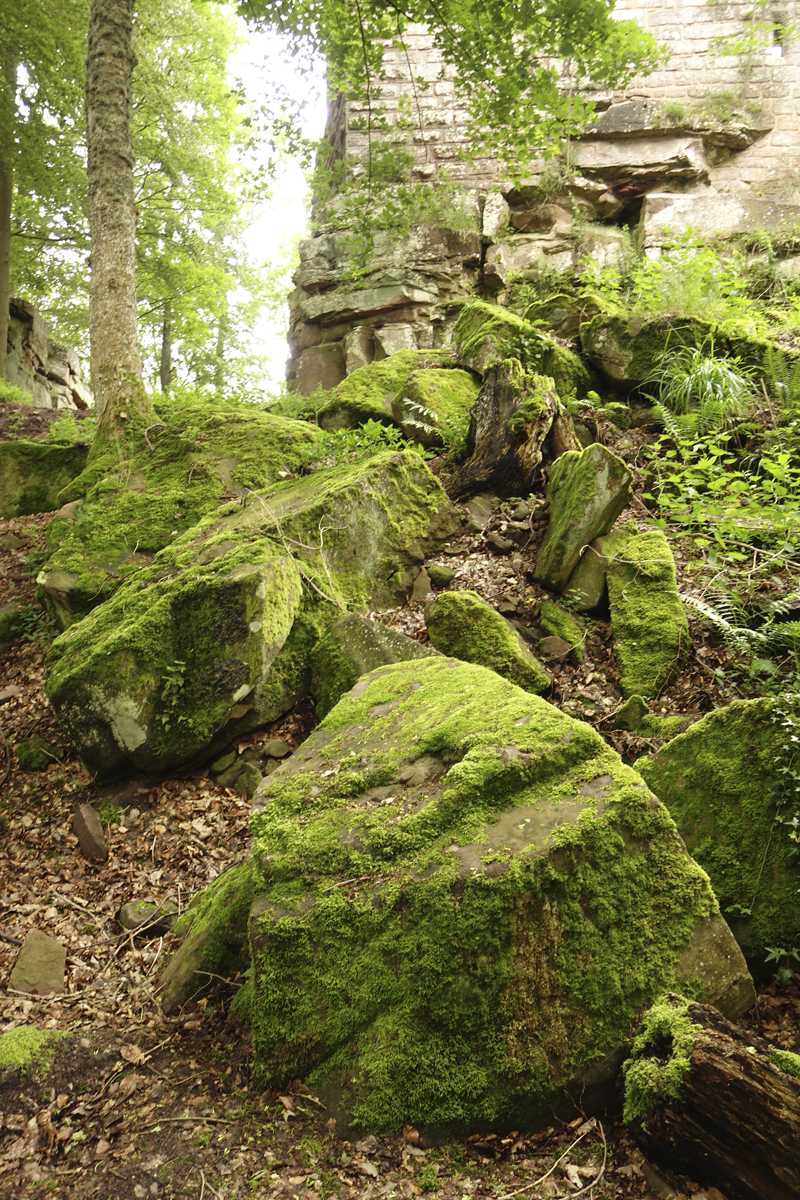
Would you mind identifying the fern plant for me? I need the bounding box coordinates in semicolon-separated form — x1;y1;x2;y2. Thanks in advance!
682;587;800;655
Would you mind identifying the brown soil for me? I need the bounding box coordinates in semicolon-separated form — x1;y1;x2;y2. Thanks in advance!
0;402;94;444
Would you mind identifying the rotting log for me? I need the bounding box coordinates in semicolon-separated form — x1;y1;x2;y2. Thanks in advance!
451;359;581;498
623;993;800;1200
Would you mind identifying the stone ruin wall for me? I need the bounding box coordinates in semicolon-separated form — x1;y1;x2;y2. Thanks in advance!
287;1;800;394
3;298;93;412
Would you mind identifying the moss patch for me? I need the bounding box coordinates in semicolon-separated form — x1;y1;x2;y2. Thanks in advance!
769;1046;800;1079
606;530;689;700
622;993;698;1124
637;698;800;961
454;300;589;398
39;404;322;627
159;861;255;1015
426;590;550;694
317;351;456;431
245;656;722;1134
0;1026;68;1074
539;601;589;664
0;439;89;519
392;367;480;450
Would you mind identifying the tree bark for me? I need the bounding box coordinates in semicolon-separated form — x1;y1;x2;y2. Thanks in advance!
450;360;582;499
0;54;17;384
159;300;172;392
214;308;228;393
85;0;151;435
626;996;800;1200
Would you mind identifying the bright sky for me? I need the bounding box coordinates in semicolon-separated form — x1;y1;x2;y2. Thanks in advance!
230;25;328;393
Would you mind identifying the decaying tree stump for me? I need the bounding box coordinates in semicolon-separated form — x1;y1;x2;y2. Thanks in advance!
451;359;581;498
624;993;800;1200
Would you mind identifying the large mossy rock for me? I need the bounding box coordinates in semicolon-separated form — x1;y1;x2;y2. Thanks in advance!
38;404;322;628
453;300;589;397
0;408;91;518
637;698;800;963
534;445;633;592
316;350;480;449
46;450;458;777
426;589;551;694
607;529;689;699
245;657;752;1136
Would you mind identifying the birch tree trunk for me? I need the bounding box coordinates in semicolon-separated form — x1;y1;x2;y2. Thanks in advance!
85;0;152;436
0;54;16;383
159;300;172;393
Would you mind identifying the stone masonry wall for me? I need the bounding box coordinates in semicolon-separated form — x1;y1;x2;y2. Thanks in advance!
287;5;800;393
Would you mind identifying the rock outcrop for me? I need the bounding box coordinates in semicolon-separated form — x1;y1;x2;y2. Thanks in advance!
4;298;93;410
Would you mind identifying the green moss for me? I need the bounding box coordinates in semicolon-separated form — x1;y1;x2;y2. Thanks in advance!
0;440;89;519
607;530;689;700
15;735;55;772
535;446;633;592
622;994;697;1123
246;657;718;1133
0;1026;67;1073
159;861;255;1014
317;351;456;430
539;600;589;663
45;450;458;777
637;698;800;960
393;367;480;449
613;695;694;740
769;1046;800;1079
40;404;322;626
426;590;550;694
454;300;589;398
507;374;553;433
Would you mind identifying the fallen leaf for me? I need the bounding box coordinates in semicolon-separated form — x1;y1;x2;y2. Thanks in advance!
120;1044;147;1065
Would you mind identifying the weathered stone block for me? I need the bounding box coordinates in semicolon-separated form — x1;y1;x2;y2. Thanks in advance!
426;589;551;693
9;930;66;996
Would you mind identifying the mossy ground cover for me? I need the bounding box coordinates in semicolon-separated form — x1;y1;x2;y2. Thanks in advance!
317;350;457;430
40;404;322;626
246;656;721;1135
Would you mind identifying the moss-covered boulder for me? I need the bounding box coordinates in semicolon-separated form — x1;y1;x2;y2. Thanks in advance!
312;612;439;718
607;530;689;699
158;860;254;1015
453;300;589;397
46;450;459;777
534;445;633;592
0;410;91;518
245;657;752;1135
562;521;636;612
38;404;322;628
637;698;800;963
426;590;551;694
317;350;480;450
539;600;589;664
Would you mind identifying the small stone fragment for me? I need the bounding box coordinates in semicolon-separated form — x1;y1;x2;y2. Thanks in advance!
463;492;495;532
411;567;432;602
539;635;573;661
262;738;291;759
117;900;177;936
15;734;55;772
614;694;651;731
426;563;455;588
486;532;514;555
210;750;236;774
72;803;109;862
9;930;67;995
0;533;23;550
426;590;551;694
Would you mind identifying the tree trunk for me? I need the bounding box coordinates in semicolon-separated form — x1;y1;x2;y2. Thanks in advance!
159;300;172;392
85;0;151;437
0;54;17;385
214;308;228;393
625;994;800;1200
450;360;582;499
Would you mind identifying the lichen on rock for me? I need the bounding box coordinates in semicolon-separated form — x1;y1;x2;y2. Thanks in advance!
425;589;551;694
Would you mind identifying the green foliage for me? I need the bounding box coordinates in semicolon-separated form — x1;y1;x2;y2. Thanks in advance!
580;235;759;326
307;419;435;471
96;802;124;827
767;694;800;869
0;382;35;407
622;994;697;1124
644;341;757;436
416;1165;441;1194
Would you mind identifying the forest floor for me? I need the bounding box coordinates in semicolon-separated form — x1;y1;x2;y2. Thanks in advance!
2;430;800;1200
